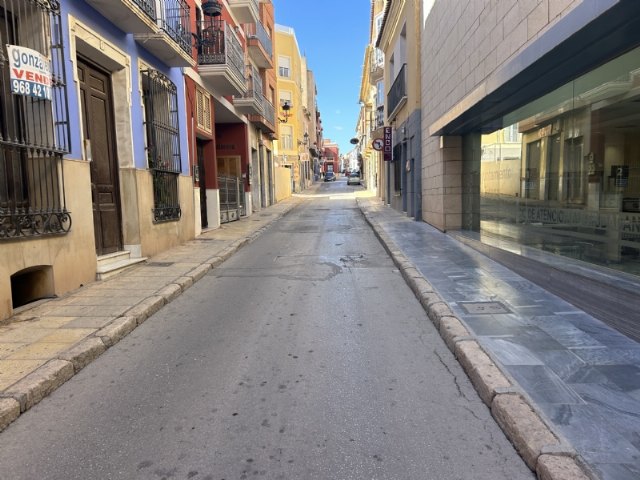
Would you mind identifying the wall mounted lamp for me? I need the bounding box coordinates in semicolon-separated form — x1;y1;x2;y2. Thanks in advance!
279;100;292;123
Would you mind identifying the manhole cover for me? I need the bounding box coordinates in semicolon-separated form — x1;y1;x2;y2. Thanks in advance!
458;301;511;314
147;262;174;267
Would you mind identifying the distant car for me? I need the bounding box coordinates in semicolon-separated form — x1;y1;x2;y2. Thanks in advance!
324;171;336;182
347;171;361;185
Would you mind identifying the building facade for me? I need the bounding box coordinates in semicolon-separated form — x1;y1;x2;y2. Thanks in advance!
377;0;421;219
422;0;640;278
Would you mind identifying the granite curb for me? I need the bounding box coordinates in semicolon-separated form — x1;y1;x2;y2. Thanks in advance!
356;199;595;480
0;200;299;433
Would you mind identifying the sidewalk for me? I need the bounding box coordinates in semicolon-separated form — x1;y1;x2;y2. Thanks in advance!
357;198;640;480
0;197;301;432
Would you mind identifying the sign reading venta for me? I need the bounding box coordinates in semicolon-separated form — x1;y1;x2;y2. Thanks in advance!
7;45;52;101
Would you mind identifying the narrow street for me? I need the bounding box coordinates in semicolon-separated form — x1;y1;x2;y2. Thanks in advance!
0;179;532;480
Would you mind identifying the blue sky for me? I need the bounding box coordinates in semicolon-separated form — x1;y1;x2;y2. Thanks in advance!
272;0;371;155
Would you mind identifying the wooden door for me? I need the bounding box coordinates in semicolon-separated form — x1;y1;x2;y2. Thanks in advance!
77;58;122;255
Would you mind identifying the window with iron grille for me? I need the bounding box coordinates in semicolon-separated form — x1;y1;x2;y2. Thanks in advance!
0;0;71;240
141;68;182;223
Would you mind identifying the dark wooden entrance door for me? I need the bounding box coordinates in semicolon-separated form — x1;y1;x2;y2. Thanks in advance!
77;58;122;255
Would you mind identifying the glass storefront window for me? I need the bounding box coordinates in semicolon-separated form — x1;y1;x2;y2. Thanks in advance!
478;46;640;275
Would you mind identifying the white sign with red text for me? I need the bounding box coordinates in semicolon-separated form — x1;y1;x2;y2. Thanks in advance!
7;45;52;101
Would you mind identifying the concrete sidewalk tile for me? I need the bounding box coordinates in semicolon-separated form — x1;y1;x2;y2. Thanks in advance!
439;316;471;352
0;397;20;432
22;316;78;329
156;284;182;303
58;338;107;373
491;393;559;470
95;316;137;347
29;304;131;318
0;343;28;358
63;317;116;329
0;360;47;390
0;327;56;344
125;296;166;325
38;328;96;344
5;359;75;412
6;342;71;360
455;340;512;406
536;455;592;480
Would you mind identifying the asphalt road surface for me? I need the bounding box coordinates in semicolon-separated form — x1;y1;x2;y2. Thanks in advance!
0;180;534;479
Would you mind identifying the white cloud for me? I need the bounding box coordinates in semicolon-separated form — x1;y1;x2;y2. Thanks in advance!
334;126;343;131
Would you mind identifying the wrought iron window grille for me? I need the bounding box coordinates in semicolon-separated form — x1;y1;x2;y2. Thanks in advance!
0;0;71;240
141;68;182;223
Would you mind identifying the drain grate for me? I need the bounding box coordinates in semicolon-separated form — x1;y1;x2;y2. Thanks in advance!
146;262;175;267
458;301;511;315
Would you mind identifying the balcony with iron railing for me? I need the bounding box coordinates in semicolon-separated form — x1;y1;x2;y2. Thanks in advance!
369;47;384;83
234;66;265;115
85;0;158;33
371;105;385;134
133;0;195;67
245;20;273;69
248;98;276;134
198;18;247;96
387;63;407;121
228;0;259;24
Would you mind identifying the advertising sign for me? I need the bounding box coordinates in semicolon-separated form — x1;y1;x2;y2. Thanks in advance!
383;126;392;161
7;45;52;101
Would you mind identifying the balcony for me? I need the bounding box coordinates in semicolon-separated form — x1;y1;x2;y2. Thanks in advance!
371;105;385;135
198;19;247;96
228;0;260;25
387;63;407;121
245;21;273;69
133;0;195;67
369;47;384;83
248;99;276;134
234;66;265;115
85;0;157;33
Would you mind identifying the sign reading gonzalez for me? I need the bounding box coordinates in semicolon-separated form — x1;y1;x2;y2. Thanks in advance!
7;45;52;101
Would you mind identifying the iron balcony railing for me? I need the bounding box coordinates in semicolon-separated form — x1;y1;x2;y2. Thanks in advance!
370;47;383;73
198;18;245;84
158;0;191;55
134;0;157;21
245;20;272;59
242;65;264;108
262;98;275;125
371;105;384;132
0;0;72;239
387;63;407;119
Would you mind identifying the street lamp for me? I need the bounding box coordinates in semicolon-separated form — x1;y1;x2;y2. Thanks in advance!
278;100;292;123
202;0;222;16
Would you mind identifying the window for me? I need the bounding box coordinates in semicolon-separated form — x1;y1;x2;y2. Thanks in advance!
278;55;290;78
0;0;71;239
279;90;292;106
280;125;293;150
141;69;182;222
195;87;212;134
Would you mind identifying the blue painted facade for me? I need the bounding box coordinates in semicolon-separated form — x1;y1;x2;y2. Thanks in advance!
61;1;190;174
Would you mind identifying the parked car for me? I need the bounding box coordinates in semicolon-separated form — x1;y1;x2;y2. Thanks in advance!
347;171;361;185
324;171;336;182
